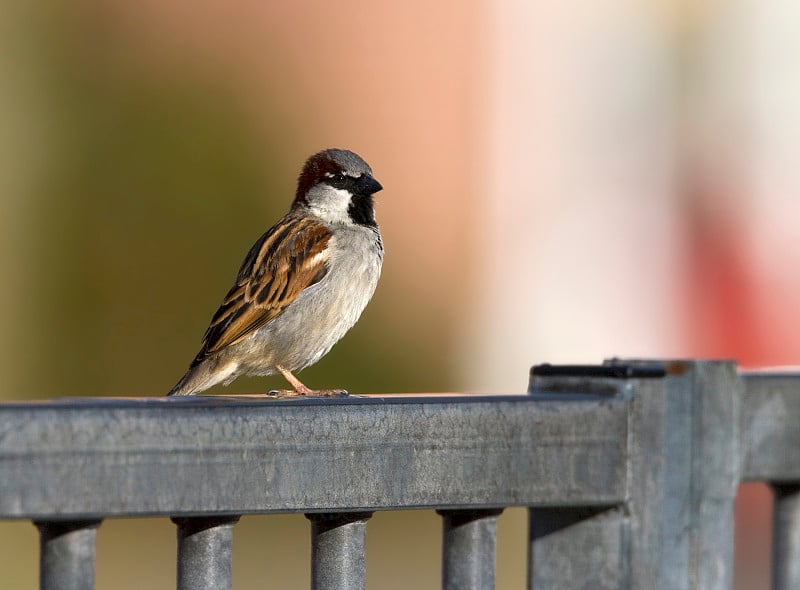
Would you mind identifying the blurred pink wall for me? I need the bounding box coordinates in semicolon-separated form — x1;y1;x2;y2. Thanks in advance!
466;2;800;589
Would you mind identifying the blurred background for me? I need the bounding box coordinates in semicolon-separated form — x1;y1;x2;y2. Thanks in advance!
0;0;798;587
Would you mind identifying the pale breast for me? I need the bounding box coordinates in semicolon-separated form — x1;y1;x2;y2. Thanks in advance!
244;225;383;372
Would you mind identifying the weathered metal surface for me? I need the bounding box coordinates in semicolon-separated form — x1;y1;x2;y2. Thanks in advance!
173;516;239;590
530;360;742;590
0;395;628;519
741;373;800;481
36;520;101;590
307;513;371;590
773;485;800;590
625;361;741;590
4;360;800;589
439;509;503;590
527;507;628;590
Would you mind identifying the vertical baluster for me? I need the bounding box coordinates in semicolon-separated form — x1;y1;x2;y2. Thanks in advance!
773;485;800;590
36;520;101;590
438;509;503;590
306;512;372;590
528;507;627;590
172;516;240;590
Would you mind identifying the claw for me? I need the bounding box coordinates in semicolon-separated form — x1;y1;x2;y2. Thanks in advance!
266;388;348;398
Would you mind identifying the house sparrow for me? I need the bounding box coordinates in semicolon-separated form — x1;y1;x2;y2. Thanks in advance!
167;148;383;397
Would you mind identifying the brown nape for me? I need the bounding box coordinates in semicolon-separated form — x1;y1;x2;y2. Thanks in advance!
294;152;341;206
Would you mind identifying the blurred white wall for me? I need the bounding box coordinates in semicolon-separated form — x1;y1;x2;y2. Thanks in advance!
463;0;683;392
464;3;800;589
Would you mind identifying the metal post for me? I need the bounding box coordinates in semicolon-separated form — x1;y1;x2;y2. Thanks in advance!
439;509;503;590
773;485;800;590
173;516;239;590
36;520;101;590
307;512;372;590
529;360;741;589
527;507;627;590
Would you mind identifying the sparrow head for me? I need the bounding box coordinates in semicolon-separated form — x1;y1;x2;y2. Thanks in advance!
294;149;383;227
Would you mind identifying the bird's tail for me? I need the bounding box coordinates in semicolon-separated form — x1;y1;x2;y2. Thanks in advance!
166;369;201;396
166;360;230;396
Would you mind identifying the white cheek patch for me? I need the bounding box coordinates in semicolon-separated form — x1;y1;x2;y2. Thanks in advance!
306;185;354;224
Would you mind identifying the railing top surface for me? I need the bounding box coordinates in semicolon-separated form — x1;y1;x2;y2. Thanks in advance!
0;392;533;409
2;365;797;522
0;391;629;520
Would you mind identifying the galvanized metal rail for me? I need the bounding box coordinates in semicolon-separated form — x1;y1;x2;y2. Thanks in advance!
0;360;798;589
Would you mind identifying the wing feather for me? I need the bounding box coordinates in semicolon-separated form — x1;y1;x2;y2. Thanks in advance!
190;214;332;366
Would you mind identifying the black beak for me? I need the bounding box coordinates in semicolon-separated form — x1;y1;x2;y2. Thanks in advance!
357;175;383;196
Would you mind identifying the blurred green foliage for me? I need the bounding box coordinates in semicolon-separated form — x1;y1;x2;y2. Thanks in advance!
12;4;279;397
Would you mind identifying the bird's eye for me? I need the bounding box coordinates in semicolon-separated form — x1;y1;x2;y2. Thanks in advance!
324;171;346;181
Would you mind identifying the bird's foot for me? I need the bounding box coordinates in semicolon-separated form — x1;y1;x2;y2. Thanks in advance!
266;388;349;398
312;389;349;398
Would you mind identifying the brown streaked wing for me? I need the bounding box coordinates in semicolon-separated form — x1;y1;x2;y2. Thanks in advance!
192;215;332;364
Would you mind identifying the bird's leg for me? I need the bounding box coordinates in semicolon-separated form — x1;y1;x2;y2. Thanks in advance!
274;365;314;396
269;365;349;398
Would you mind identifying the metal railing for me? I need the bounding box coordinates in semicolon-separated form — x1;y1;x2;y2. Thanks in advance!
1;359;798;589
